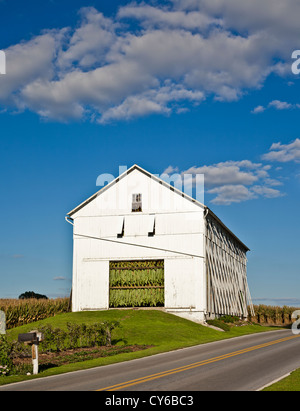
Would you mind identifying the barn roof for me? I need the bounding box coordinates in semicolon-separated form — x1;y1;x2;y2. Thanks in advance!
66;164;249;251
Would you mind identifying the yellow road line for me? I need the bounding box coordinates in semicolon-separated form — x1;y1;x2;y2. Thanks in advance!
97;334;300;391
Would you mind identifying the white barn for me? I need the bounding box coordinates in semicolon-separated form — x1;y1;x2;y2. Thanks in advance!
66;164;254;323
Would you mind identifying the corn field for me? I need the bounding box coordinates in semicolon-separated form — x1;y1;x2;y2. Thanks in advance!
248;304;300;325
1;296;298;330
0;298;70;329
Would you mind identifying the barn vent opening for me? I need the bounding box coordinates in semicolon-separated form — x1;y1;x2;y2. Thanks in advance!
109;260;164;307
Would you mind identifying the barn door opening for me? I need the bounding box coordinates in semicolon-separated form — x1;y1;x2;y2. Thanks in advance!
109;260;164;307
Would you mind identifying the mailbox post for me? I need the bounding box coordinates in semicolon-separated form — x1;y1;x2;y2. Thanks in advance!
18;331;43;375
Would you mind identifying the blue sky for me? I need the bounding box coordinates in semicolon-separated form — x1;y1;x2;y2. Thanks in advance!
0;0;299;306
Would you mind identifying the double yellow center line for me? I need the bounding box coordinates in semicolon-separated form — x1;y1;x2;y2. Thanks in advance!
97;334;300;391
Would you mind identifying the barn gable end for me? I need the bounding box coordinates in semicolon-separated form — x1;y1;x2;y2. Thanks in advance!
68;164;203;218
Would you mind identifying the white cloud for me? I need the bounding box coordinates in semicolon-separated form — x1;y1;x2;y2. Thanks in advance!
208;184;256;205
99;95;170;123
268;100;293;110
263;178;283;186
162;157;286;205
251;185;283;198
251;105;265;114
0;31;63;106
163;165;180;174
252;100;300;114
57;7;117;70
118;3;222;30
1;2;300;122
182;161;266;187
175;0;300;50
262;138;300;163
99;82;205;123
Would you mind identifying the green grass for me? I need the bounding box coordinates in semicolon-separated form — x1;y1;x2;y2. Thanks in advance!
262;368;300;391
1;309;279;386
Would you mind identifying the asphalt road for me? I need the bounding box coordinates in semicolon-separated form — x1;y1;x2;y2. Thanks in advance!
1;329;300;391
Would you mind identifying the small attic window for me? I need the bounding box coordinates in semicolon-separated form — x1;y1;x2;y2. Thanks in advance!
132;193;142;212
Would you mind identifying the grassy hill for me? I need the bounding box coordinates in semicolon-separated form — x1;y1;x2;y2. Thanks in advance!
2;309;279;385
